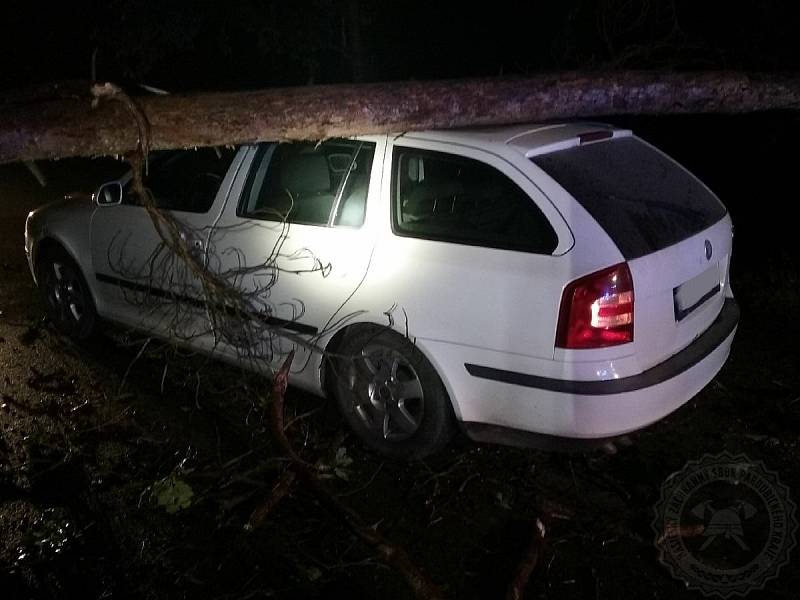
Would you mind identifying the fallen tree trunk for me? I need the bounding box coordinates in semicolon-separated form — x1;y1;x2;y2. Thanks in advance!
2;71;800;164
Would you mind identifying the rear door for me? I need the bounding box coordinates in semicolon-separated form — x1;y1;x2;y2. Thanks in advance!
204;138;385;370
531;134;733;370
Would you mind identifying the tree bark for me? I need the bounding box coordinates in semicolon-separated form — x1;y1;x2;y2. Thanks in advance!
2;71;799;164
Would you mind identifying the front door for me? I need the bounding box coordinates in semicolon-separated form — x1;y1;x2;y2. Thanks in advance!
89;147;241;344
205;137;385;374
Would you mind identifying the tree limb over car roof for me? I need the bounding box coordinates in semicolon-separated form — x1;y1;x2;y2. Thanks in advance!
2;71;799;165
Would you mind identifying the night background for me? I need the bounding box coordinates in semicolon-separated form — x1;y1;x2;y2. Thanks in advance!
4;1;800;89
1;1;799;599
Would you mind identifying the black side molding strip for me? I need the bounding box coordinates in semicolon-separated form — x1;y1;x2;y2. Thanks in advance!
465;297;739;396
95;272;318;336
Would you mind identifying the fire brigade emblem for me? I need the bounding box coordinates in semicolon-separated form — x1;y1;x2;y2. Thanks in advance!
652;452;796;597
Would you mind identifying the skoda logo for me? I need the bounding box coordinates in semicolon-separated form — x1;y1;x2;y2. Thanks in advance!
705;240;713;261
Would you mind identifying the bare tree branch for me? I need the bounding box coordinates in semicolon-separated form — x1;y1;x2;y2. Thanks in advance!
245;469;297;530
506;519;546;600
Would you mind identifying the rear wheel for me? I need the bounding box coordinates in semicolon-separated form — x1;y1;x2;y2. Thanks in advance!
332;327;456;459
37;247;98;340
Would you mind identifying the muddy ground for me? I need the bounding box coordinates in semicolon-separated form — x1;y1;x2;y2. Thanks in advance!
1;115;799;599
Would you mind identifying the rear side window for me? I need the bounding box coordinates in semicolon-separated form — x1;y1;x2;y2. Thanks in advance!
531;137;726;259
392;148;558;254
239;140;375;227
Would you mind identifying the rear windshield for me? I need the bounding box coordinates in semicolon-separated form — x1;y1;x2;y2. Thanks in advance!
531;137;726;259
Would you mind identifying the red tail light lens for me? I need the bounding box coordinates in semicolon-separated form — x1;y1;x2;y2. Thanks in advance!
556;263;634;349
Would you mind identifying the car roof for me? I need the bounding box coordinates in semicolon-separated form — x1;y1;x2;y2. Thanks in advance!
398;121;627;156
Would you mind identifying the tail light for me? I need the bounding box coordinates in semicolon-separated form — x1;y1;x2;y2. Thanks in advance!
556;263;634;349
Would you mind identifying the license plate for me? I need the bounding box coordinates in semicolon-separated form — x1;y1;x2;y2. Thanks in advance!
673;264;721;321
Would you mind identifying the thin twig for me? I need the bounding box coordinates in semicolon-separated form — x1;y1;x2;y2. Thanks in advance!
119;338;151;394
337;461;385;498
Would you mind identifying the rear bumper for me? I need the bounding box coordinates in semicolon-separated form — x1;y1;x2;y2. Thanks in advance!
466;298;739;395
461;298;739;441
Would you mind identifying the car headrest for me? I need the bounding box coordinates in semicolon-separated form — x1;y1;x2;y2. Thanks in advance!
280;153;331;194
407;156;425;182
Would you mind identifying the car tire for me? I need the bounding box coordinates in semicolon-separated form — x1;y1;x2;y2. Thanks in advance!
332;327;456;460
37;247;98;341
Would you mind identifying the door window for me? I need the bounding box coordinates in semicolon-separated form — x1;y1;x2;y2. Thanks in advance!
392;148;558;254
123;147;237;213
238;140;375;227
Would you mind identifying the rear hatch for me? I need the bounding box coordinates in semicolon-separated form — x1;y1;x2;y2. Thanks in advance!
531;133;732;371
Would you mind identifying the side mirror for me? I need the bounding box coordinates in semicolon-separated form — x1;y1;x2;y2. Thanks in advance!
95;182;123;206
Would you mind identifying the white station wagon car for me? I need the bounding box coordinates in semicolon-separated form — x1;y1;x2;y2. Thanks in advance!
25;122;739;458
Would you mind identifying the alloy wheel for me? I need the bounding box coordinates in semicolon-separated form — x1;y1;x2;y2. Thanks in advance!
44;260;89;332
349;344;425;441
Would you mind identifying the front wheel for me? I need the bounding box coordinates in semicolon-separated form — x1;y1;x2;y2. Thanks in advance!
37;247;98;340
332;327;456;460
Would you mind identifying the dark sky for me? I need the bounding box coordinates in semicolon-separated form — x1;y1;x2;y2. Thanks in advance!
2;1;800;92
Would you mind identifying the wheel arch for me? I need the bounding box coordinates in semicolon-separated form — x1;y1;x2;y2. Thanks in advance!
34;237;78;277
34;236;101;311
320;322;463;421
